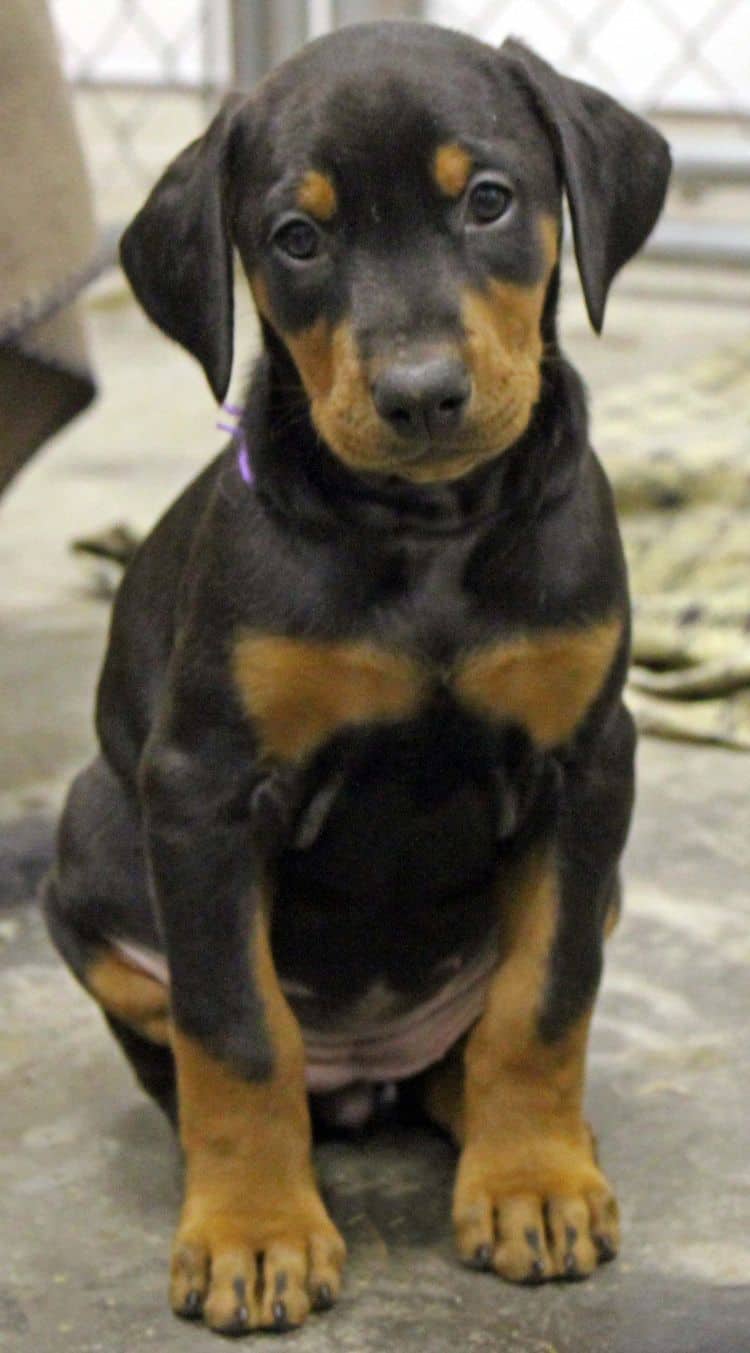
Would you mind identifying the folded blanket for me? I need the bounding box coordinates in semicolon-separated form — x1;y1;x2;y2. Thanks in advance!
0;0;99;493
598;342;750;751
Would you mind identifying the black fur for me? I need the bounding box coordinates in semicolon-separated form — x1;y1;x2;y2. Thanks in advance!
45;24;669;1100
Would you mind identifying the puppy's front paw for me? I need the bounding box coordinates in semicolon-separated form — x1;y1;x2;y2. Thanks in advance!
453;1134;619;1284
170;1188;346;1334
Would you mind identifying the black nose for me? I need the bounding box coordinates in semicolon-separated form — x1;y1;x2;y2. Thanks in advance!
372;356;471;440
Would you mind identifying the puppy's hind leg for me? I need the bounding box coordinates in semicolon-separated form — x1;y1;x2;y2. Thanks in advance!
43;755;175;1121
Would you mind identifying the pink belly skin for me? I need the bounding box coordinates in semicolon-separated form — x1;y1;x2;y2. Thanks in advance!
111;938;496;1094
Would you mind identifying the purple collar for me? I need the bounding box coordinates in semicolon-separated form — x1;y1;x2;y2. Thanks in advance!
217;402;253;485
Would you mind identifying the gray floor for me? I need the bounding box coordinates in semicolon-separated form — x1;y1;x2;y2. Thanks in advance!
1;259;749;1351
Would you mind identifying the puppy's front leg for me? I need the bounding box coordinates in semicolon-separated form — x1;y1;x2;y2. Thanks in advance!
452;707;634;1285
453;849;617;1284
142;732;345;1335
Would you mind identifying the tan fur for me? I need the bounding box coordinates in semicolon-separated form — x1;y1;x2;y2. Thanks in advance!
296;169;338;221
450;215;558;473
433;143;472;197
249;271;271;318
421;1040;467;1144
306;320;401;470
232;619;621;766
254;312;399;474
86;950;171;1044
457;615;623;748
453;850;620;1281
232;633;425;763
284;317;336;406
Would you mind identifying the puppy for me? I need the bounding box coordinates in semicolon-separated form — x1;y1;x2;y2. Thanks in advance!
45;22;670;1335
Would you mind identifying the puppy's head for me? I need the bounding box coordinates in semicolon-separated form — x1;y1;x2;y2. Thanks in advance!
121;24;670;484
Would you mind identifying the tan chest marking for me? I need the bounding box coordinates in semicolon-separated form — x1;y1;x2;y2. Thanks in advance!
232;616;622;765
457;616;623;749
232;634;425;763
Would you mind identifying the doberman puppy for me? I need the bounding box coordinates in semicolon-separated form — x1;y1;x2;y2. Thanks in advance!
44;22;670;1336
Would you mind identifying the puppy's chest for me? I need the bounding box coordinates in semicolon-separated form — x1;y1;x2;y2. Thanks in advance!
231;561;622;762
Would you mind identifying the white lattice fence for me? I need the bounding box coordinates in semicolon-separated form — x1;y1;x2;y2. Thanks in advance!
427;0;750;115
51;0;750;243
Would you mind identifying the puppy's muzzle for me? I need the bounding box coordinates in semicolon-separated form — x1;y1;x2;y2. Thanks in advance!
372;354;471;443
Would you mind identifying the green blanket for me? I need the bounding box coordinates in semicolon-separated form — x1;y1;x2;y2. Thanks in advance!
597;342;750;751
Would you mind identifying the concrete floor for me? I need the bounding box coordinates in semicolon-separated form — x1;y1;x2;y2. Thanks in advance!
1;258;750;1351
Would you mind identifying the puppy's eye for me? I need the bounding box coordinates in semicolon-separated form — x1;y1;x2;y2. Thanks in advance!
466;178;513;226
273;217;320;261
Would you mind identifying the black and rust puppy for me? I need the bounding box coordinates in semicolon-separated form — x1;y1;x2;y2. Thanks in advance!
44;22;670;1336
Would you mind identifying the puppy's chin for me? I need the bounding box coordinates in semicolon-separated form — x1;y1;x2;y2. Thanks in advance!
313;417;532;486
385;447;503;485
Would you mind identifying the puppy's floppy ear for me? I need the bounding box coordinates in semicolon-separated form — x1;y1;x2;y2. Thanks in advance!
500;39;671;332
119;94;245;401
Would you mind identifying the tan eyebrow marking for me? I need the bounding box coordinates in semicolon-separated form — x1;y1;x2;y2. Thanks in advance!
296;170;338;222
433;143;473;198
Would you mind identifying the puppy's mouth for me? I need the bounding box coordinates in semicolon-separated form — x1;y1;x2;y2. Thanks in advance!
385;438;487;473
315;408;527;484
368;398;527;482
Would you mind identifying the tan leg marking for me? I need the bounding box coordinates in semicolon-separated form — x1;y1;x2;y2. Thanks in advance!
453;850;619;1284
457;615;623;748
86;950;171;1045
420;1040;467;1146
232;632;424;763
171;910;345;1334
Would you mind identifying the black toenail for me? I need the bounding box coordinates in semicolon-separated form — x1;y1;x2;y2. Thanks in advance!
273;1300;288;1327
222;1309;249;1337
182;1289;202;1318
274;1272;288;1296
595;1235;616;1263
565;1225;578;1248
525;1227;542;1253
233;1276;247;1302
472;1243;493;1269
525;1258;545;1284
314;1283;333;1310
564;1253;581;1279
